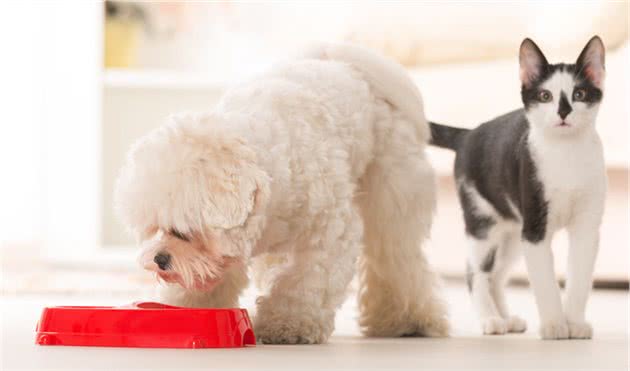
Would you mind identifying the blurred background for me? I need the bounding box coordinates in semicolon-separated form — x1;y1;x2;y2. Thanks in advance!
1;1;628;296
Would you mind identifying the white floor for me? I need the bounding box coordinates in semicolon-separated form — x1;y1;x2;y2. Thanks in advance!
1;284;628;371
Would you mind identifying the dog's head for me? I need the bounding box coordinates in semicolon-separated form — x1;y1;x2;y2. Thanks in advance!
115;113;270;290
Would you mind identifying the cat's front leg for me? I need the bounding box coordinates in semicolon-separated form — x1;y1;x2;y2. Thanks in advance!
523;238;568;340
564;209;602;339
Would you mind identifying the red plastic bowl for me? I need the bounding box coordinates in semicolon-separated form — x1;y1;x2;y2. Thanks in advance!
35;302;256;348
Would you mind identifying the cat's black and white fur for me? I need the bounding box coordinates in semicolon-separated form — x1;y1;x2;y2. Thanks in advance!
430;36;606;339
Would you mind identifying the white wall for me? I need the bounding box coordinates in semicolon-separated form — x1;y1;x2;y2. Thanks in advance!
1;3;102;259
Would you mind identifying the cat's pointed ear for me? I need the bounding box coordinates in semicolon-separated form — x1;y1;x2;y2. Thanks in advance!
519;38;549;88
576;35;605;88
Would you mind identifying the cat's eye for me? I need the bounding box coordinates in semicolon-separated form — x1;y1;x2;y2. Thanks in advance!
170;229;190;242
537;90;552;103
573;89;587;101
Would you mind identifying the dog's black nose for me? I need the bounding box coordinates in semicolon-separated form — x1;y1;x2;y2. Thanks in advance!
154;253;171;270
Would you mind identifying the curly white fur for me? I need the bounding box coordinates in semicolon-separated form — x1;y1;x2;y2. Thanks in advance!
115;43;448;344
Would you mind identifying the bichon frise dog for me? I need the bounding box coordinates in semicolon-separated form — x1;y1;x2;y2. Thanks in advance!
115;44;448;344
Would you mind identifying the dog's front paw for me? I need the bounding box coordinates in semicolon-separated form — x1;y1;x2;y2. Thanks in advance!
506;315;527;333
567;320;592;339
254;315;331;344
539;319;569;340
481;316;508;335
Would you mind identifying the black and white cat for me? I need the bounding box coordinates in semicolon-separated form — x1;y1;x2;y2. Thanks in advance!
430;36;606;339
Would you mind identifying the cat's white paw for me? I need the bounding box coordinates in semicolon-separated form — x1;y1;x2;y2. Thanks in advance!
567;320;593;339
481;317;508;335
506;315;527;333
539;319;569;340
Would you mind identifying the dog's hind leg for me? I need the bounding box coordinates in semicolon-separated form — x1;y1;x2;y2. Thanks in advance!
357;129;449;337
254;202;362;344
158;263;249;308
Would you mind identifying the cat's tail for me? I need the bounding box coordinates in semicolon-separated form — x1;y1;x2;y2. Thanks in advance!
428;122;469;151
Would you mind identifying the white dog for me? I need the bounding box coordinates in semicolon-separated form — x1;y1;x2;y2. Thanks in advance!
115;44;448;344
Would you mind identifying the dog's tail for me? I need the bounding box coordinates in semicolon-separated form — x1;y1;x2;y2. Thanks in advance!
304;43;429;143
428;122;469;151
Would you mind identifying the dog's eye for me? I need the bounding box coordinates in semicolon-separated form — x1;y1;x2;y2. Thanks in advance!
537;90;552;103
170;229;190;242
573;89;587;102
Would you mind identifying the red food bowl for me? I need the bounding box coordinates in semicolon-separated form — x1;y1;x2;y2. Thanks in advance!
35;302;256;348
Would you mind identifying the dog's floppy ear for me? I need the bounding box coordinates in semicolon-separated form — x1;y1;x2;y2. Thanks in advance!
203;158;270;229
189;121;272;230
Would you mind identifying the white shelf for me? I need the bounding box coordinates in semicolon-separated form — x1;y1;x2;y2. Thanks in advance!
103;68;229;90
